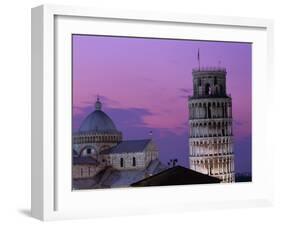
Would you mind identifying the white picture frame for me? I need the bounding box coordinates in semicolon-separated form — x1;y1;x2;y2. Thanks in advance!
31;4;274;221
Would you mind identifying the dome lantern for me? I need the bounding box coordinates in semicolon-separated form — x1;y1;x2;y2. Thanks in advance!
95;96;102;111
79;96;119;134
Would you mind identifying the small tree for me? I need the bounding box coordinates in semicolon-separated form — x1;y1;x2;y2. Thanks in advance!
167;158;178;167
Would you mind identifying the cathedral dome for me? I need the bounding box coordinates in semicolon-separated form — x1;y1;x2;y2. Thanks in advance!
79;97;118;133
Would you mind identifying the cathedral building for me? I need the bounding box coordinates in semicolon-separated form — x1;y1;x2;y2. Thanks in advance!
188;67;235;183
72;97;167;189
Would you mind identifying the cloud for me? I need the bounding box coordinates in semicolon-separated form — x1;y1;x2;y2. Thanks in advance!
80;95;120;107
73;103;190;167
233;120;246;126
73;95;121;116
179;88;192;94
142;77;155;82
72;102;155;133
105;107;155;128
178;88;192;99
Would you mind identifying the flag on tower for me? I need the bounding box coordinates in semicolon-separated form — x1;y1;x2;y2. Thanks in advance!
197;48;200;70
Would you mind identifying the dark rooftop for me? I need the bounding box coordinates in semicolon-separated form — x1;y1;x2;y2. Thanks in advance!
73;149;79;157
102;139;151;154
73;156;99;165
131;166;221;187
192;67;226;73
188;94;231;100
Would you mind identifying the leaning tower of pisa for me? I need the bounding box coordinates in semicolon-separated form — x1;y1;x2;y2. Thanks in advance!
188;67;235;183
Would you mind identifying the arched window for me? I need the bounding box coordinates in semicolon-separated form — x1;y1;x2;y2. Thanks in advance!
120;158;124;168
86;148;91;155
132;157;136;167
220;85;224;95
203;103;207;118
208;102;212;118
215;86;219;95
205;83;211;95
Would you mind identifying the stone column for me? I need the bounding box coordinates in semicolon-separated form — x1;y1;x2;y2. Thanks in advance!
225;121;228;136
216;103;219;118
216;122;219;137
204;124;206;137
227;159;230;174
222;159;225;173
217;159;220;174
207;159;210;175
218;158;221;174
193;106;195;119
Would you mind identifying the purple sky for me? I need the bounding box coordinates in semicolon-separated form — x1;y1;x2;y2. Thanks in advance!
72;35;252;174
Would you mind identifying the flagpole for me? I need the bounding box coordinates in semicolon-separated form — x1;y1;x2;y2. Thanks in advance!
198;48;200;70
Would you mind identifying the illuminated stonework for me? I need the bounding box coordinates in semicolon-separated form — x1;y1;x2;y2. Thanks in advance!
72;97;166;188
188;67;235;183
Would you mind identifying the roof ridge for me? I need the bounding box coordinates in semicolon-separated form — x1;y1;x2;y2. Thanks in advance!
123;139;151;142
101;139;151;154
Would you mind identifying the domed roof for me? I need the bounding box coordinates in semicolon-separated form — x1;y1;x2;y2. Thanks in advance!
79;97;118;133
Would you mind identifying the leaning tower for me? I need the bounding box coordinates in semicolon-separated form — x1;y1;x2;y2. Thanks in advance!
188;66;235;183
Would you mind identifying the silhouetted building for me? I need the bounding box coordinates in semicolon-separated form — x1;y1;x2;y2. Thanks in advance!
131;166;221;187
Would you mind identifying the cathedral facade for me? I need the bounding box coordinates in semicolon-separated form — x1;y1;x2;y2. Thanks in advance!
188;67;235;183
